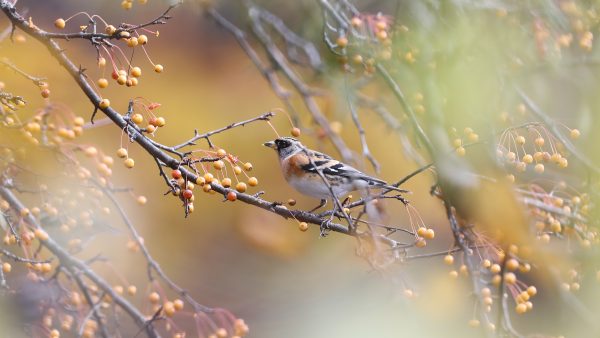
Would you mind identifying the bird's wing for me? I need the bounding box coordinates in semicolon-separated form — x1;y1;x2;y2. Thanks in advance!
300;149;387;185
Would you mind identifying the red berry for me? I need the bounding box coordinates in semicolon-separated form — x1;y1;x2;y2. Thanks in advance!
171;169;182;179
182;189;193;199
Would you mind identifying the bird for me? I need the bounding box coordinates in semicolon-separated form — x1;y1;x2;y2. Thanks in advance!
263;137;408;211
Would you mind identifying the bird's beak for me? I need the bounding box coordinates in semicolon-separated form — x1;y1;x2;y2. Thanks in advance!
263;141;276;149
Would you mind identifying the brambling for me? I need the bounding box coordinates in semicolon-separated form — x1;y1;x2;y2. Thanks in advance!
264;137;407;210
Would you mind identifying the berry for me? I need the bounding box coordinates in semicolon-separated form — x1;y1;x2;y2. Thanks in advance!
131;113;144;125
182;189;193;199
171;169;182;179
248;177;258;186
41;88;50;98
131;66;142;77
221;178;232;188
98;78;109;88
204;173;214;183
291;127;301;137
156;117;166;127
54;18;66;29
124;158;135;168
173;299;184;311
534;163;544;174
299;222;308;232
138;34;148;45
149;292;160;303
227;191;237;201
443;254;454;265
154;64;164;73
336;36;348;48
105;25;116;35
213;160;225;170
243;162;253;171
116;148;128;158
137;196;147;205
99;99;110;109
236;182;247;193
570;129;580;139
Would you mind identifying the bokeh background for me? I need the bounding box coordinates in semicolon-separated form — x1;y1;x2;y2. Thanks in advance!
1;0;600;337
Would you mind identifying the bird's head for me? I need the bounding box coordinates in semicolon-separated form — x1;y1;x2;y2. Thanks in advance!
263;137;303;159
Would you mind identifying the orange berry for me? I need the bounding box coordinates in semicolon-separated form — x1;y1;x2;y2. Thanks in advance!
154;64;164;73
204;173;214;183
233;166;242;175
443;254;454;265
131;66;142;77
163;301;175;317
221;178;232;188
156;117;166;127
2;262;12;273
127;285;137;296
182;189;193;200
148;292;160;303
98;78;109;88
291;127;301;137
506;258;519;271
504;272;516;284
534;163;544;174
173;299;184;311
41;89;50;98
243;162;253;171
299;222;309;232
248;177;258;187
336;36;348;48
227;191;237;201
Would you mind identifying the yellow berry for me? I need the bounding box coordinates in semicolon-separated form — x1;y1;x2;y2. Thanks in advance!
124;158;135;168
54;18;66;29
336;36;348;48
173;299;184;311
516;135;526;145
116;148;128;158
99;99;110;109
34;228;49;241
248;177;258;187
443;254;454;265
299;222;308;232
154;64;164;73
504;272;516;284
204;173;214;183
213;160;225;170
243;162;253;171
506;258;519;271
221;178;232;188
534;163;544;174
570;129;580;139
236;182;247;193
156;117;166;127
131;113;144;125
522;154;533;164
233;166;242;175
131;66;142;77
137;34;148;45
515;303;527;314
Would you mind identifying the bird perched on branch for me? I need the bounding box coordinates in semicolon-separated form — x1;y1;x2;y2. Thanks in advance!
264;137;408;211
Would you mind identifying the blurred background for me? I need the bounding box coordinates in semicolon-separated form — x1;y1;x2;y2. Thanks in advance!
1;0;600;337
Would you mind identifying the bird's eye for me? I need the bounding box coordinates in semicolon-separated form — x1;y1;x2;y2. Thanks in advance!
276;140;290;148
